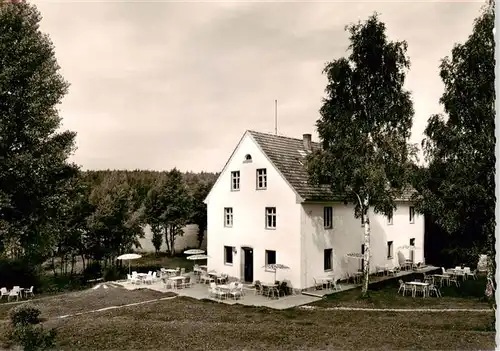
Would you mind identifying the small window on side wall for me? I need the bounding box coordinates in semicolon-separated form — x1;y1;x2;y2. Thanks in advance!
244;154;252;163
324;207;333;229
387;241;393;259
324;249;333;271
387;211;393;225
265;250;276;270
409;206;415;224
224;246;233;265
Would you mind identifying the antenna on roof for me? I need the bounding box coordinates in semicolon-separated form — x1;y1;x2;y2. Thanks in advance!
274;99;278;135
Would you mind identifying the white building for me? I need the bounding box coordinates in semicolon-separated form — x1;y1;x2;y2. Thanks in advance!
204;130;424;290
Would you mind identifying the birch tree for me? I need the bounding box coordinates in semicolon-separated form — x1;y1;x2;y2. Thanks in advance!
307;14;417;296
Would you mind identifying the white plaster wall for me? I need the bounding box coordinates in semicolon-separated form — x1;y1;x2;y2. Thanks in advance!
136;224;207;253
301;202;424;289
205;133;301;287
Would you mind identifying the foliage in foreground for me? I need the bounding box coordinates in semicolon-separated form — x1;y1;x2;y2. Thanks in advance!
6;304;56;351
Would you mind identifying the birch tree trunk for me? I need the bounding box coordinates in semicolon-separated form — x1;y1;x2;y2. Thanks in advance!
362;210;371;296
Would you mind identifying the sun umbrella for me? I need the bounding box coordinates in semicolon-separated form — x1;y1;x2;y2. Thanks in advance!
186;254;210;271
345;253;364;260
262;263;290;282
184;249;205;255
398;244;420;250
117;253;142;275
186;254;210;261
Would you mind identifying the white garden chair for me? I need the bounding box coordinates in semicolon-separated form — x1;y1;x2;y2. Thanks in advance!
397;279;410;296
428;284;441;298
8;288;19;302
0;287;8;299
230;286;244;300
24;286;34;298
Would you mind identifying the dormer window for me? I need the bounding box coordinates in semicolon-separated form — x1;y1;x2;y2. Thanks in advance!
244;154;252;163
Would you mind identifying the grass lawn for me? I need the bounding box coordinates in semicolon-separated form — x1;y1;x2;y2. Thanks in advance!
0;283;495;350
312;274;492;310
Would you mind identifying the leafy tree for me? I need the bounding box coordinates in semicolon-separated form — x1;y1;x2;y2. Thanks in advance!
144;168;191;256
150;224;163;255
307;13;417;296
191;180;213;248
414;3;495;285
0;1;79;263
86;175;144;266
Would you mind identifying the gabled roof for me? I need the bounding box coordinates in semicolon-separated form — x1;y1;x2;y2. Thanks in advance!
248;130;336;201
248;130;415;202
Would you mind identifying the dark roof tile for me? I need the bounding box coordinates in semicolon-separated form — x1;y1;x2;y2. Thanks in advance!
248;130;414;202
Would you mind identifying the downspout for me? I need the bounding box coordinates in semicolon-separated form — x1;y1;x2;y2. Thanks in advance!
301;205;307;292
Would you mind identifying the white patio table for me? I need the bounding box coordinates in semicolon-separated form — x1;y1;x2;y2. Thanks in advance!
317;276;335;289
406;281;429;298
166;276;186;289
262;282;279;299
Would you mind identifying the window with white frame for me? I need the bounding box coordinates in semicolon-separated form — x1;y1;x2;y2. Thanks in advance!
387;241;393;259
231;171;240;191
224;207;233;227
224;246;233;265
256;168;267;189
324;248;333;271
265;207;276;229
265;250;276;267
324;207;333;229
409;206;415;224
387;211;393;225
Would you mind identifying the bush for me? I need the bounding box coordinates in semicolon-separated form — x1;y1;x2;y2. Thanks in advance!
0;258;40;290
36;274;86;294
9;324;57;351
103;266;125;282
82;261;102;281
7;304;57;351
9;304;41;326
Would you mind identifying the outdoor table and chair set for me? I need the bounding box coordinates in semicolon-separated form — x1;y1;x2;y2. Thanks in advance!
397;266;477;298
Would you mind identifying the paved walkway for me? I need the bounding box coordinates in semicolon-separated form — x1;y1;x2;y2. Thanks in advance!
299;305;494;312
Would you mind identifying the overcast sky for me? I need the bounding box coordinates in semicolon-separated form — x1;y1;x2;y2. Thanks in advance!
33;0;484;173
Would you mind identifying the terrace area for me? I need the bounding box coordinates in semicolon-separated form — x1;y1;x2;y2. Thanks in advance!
113;265;441;309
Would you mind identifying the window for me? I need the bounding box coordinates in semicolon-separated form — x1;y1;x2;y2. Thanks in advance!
387;211;393;225
224;246;233;265
410;238;415;246
324;207;333;229
224;207;233;227
265;250;276;267
265;207;276;229
256;168;267;189
244;154;252;162
361;214;365;227
409;206;415;224
231;171;240;191
324;248;333;271
387;241;393;259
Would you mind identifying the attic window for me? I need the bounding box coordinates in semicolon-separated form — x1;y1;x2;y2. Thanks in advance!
244;154;252;163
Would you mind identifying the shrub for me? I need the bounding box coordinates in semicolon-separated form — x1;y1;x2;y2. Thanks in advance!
8;324;57;351
9;304;41;326
103;266;125;282
82;261;102;281
7;304;57;351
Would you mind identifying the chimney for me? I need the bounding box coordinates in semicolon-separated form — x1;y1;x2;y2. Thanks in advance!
302;134;312;151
